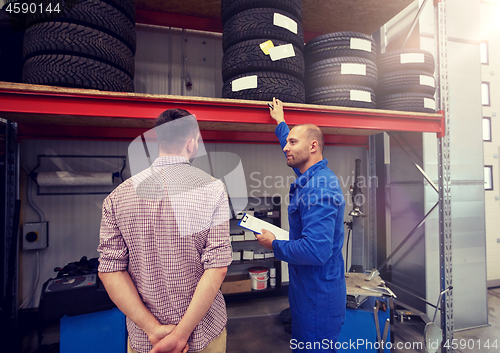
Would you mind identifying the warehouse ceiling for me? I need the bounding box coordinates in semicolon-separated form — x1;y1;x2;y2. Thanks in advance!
134;0;415;35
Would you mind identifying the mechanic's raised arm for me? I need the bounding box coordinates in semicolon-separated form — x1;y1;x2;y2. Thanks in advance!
270;97;300;177
269;97;285;125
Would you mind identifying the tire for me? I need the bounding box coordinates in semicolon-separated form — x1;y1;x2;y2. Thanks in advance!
378;70;435;96
307;84;376;109
306;57;378;90
223;71;305;103
378;49;434;75
305;31;376;63
101;0;135;23
0;7;25;82
221;0;302;26
1;4;25;32
23;54;134;92
25;0;136;53
222;39;304;81
377;93;436;114
223;8;304;52
27;0;137;23
23;21;135;78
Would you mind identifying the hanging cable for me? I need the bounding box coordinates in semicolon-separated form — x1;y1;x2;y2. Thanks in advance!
19;166;45;309
344;221;352;273
19;250;40;309
20;166;45;222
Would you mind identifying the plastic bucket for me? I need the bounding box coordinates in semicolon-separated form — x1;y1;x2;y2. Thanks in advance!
249;267;269;290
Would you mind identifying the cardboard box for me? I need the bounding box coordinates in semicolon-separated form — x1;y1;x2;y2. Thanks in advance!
232;235;245;242
221;274;251;294
232;251;241;261
244;231;256;241
242;250;254;260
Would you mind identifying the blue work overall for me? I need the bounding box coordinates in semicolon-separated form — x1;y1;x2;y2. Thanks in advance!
272;122;346;352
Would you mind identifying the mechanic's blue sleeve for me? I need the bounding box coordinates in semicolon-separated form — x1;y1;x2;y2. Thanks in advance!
272;188;339;266
275;122;300;177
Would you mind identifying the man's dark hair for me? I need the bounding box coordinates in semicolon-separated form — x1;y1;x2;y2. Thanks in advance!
155;109;199;153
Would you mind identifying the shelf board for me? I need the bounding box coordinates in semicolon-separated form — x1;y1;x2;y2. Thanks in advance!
0;82;444;143
232;259;275;263
135;0;415;36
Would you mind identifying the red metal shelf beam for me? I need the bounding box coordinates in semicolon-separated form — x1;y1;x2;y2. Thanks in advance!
0;85;445;145
15;125;370;148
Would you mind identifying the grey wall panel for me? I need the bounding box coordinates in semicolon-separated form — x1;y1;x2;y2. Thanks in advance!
420;1;488;330
384;131;426;311
207;142;366;231
443;0;481;42
134;25;172;95
481;2;500;284
183;30;224;98
19;136;365;306
382;1;418;49
389;181;426;311
446;42;483;181
19;139;131;308
135;26;223;98
449;184;488;329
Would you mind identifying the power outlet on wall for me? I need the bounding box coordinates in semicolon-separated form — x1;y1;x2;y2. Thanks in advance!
23;222;49;250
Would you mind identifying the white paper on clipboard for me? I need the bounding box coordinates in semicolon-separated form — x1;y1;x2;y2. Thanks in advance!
238;213;289;240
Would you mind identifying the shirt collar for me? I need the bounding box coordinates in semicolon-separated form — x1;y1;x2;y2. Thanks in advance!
294;159;328;188
151;156;191;168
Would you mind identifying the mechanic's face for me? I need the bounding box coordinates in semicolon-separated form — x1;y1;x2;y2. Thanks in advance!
283;126;311;170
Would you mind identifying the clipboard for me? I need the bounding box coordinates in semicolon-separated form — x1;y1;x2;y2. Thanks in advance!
238;213;289;241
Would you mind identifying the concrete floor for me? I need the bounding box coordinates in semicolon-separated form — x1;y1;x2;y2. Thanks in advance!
226;287;500;353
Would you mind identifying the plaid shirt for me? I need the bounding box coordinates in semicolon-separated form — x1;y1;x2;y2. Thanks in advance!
98;156;232;353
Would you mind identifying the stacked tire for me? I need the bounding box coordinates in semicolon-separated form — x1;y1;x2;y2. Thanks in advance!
0;5;25;83
377;49;436;113
305;32;378;109
221;0;305;103
22;0;136;92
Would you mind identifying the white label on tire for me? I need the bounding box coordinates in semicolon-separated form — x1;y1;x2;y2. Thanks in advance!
232;75;258;92
350;38;372;52
269;44;295;61
273;13;298;34
424;97;435;109
420;75;435;87
400;53;425;63
341;63;366;75
350;90;371;102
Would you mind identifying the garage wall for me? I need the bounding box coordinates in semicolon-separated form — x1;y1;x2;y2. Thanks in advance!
18;23;228;309
480;0;500;287
18;21;369;308
19;137;366;308
383;0;488;330
134;25;224;98
19;140;128;309
421;0;488;331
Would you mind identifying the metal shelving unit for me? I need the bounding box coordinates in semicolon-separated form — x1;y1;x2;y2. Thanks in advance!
0;0;453;349
0;82;444;143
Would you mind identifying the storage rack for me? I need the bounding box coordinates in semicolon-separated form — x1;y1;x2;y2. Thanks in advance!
0;0;453;350
226;196;284;300
0;82;444;142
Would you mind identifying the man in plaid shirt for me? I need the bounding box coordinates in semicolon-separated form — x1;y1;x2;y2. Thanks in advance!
98;109;232;353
